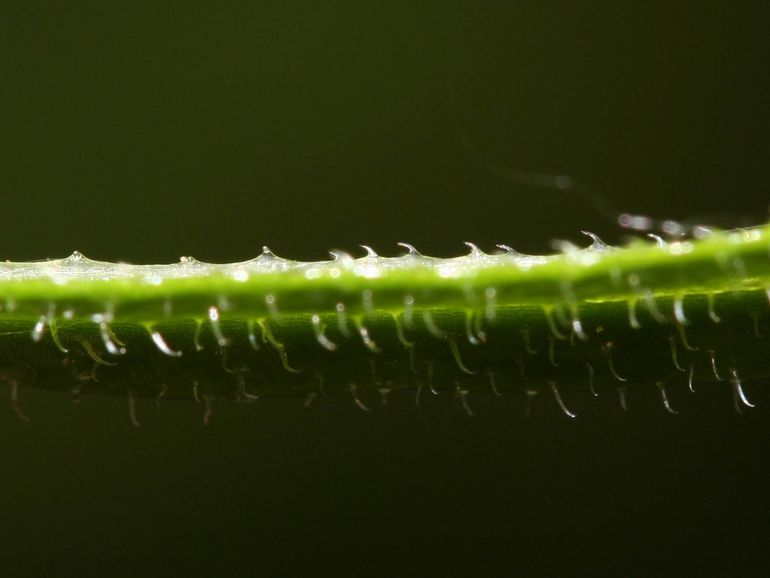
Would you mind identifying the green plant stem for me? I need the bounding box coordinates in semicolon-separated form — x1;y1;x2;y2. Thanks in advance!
1;226;769;406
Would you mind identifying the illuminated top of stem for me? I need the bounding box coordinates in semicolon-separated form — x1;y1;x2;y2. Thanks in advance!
1;225;769;322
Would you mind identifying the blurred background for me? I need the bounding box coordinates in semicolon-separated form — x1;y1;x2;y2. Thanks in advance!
1;2;768;575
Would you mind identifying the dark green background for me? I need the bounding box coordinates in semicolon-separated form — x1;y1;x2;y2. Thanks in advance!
1;2;768;575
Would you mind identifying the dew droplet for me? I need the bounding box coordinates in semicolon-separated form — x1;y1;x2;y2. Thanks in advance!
64;251;87;264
